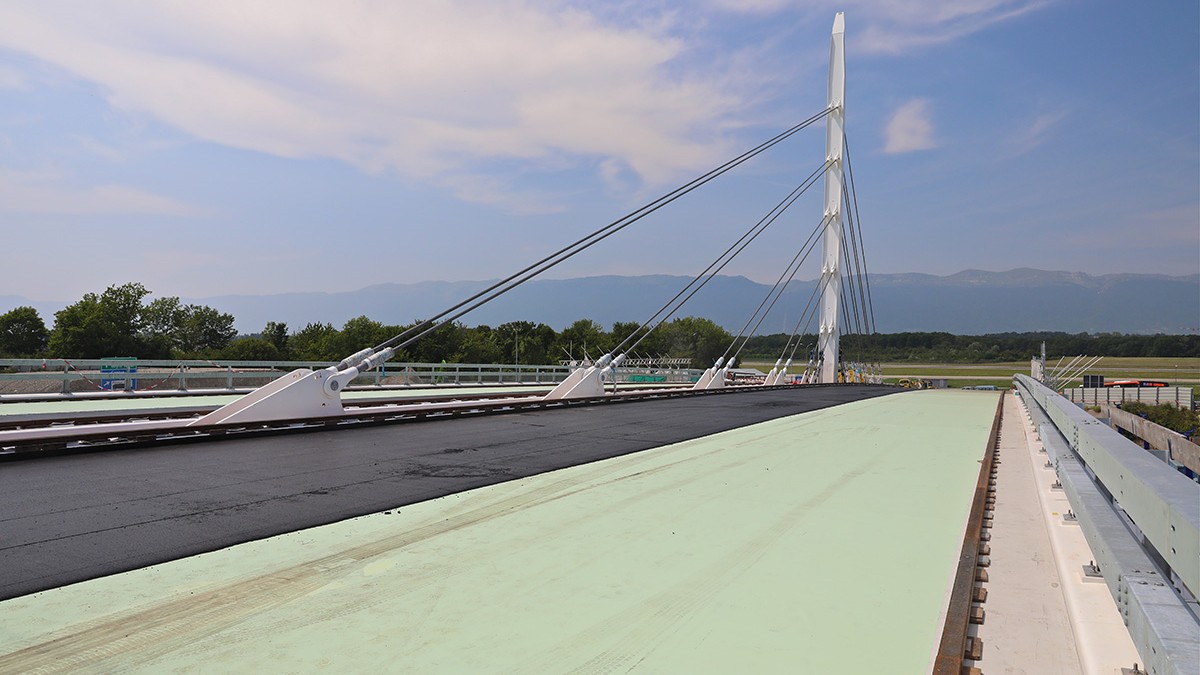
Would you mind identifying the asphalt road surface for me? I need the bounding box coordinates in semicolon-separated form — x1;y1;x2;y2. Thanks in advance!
0;385;898;600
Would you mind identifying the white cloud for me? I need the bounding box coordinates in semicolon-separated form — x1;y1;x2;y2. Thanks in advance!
0;169;200;216
711;0;1054;54
883;99;936;153
857;1;1052;54
1003;111;1068;157
708;0;793;13
0;63;25;89
73;135;127;162
0;2;753;210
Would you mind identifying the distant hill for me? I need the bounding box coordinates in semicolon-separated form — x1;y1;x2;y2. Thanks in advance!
5;269;1197;336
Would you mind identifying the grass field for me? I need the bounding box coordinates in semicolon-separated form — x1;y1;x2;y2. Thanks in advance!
740;357;1200;389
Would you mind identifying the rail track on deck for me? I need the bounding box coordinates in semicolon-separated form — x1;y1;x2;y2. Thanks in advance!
0;388;563;432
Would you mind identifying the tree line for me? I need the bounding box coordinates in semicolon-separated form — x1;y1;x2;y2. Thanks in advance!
742;331;1200;362
1;283;1196;364
0;283;734;367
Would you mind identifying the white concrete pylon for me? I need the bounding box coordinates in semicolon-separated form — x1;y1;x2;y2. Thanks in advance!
704;365;729;389
189;345;399;426
188;368;342;426
817;12;845;384
764;358;782;386
691;356;725;390
543;353;622;400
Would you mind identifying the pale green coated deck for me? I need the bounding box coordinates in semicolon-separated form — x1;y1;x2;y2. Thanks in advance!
0;390;999;673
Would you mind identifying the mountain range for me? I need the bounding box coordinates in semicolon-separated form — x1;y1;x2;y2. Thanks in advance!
3;269;1197;336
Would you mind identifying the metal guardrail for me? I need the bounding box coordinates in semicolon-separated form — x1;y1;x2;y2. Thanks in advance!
0;359;705;394
0;358;574;393
1015;375;1199;675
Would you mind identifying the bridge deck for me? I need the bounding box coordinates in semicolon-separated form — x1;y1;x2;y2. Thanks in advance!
0;385;890;600
0;389;999;672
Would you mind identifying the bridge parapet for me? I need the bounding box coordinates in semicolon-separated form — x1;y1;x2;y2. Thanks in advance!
1015;375;1199;675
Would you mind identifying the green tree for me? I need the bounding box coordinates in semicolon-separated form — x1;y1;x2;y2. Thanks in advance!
457;325;504;363
47;294;100;357
334;316;388;358
262;322;289;358
661;316;731;368
290;322;340;361
0;306;49;356
610;320;671;358
48;282;150;357
176;305;236;354
47;283;236;358
408;321;466;363
222;337;281;361
139;296;235;357
556;319;609;362
513;322;557;364
140;297;183;358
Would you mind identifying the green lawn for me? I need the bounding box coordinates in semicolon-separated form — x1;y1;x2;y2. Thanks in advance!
740;357;1200;390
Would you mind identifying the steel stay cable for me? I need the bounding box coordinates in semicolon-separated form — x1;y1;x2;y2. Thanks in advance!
776;242;837;363
840;183;868;338
727;212;831;364
841;184;871;339
844;133;875;334
774;212;849;367
839;265;864;372
843;232;868;362
718;207;835;364
812;248;843;371
618;159;831;355
844;137;874;334
382;111;833;357
617;160;833;357
839;281;857;364
772;162;868;372
729;249;809;365
370;108;832;355
716;214;828;365
840;135;875;376
841;185;869;337
780;282;821;361
784;264;840;375
839;221;863;340
785;136;875;378
839;278;856;350
789;277;832;372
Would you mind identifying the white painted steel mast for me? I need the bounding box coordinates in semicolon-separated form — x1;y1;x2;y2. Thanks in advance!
817;12;845;383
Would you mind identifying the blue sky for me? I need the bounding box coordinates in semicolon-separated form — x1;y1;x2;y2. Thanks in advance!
0;0;1196;303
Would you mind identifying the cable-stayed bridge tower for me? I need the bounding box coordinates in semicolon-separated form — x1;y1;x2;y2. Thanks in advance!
818;12;845;384
149;12;870;424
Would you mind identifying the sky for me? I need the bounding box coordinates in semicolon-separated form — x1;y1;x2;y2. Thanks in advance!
0;0;1197;304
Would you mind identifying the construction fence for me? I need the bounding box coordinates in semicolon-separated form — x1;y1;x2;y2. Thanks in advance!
1063;386;1194;410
